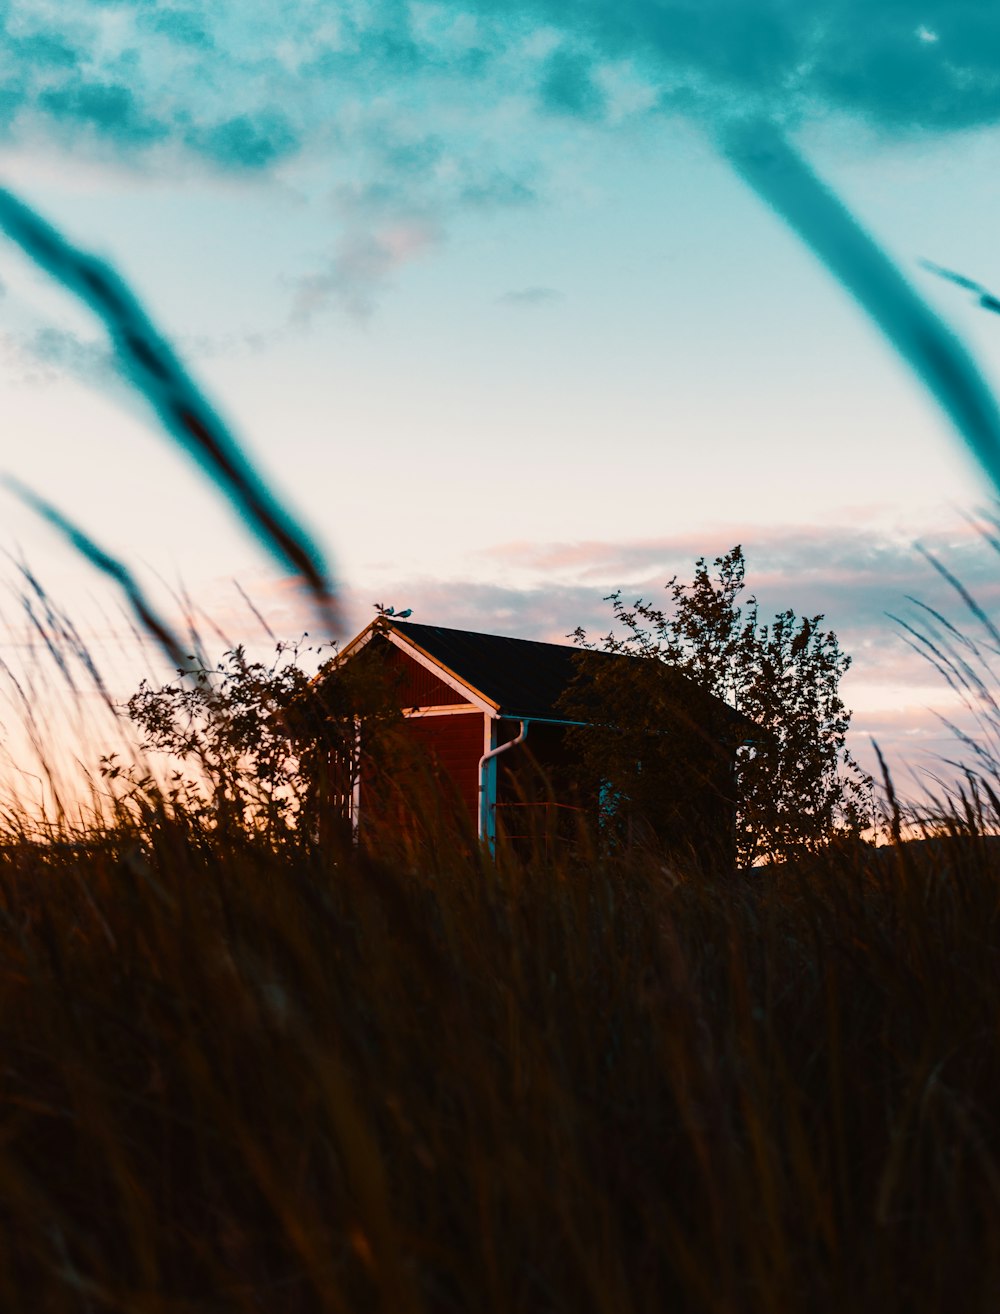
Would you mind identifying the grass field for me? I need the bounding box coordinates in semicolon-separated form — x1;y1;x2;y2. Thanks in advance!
0;558;992;1313
1;746;999;1312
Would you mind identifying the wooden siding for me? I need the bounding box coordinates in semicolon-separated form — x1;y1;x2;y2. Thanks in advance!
384;643;473;708
401;711;484;825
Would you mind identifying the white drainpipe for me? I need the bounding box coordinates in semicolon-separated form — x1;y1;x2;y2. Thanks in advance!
478;719;529;848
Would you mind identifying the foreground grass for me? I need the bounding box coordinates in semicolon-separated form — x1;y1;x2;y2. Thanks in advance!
0;802;998;1314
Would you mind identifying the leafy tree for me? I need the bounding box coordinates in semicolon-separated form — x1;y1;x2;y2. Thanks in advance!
561;546;872;866
125;635;404;844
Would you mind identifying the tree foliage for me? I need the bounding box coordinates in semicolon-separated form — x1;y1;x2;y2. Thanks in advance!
125;636;404;842
562;546;872;865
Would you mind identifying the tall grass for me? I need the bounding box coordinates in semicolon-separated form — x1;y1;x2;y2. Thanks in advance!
6;792;1000;1312
1;591;1000;1311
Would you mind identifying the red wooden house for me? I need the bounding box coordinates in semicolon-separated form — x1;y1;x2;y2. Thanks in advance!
319;616;751;859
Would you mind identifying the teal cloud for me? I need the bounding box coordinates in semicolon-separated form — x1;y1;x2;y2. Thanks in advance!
538;50;606;119
5;0;1000;410
143;8;215;50
11;32;80;70
183;112;300;171
3;1;1000;174
443;0;1000;137
38;80;167;146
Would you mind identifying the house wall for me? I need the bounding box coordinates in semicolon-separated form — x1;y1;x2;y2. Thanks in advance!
495;723;576;803
494;722;589;846
380;641;472;708
332;638;486;840
398;711;485;826
383;642;484;827
356;709;485;838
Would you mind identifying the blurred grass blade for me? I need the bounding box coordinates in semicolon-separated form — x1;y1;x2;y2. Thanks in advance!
3;476;191;672
0;187;339;632
723;121;1000;497
921;261;1000;315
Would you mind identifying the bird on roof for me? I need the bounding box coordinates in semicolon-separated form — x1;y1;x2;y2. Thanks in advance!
373;603;395;616
395;608;413;619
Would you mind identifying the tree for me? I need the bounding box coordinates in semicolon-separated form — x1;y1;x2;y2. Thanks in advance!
124;635;405;845
561;546;872;866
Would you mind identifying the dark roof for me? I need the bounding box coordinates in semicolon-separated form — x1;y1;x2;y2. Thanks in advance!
388;620;588;717
386;620;750;731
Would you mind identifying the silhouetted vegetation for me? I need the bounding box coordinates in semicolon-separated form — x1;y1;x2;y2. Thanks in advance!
0;574;998;1312
125;634;410;851
562;546;873;866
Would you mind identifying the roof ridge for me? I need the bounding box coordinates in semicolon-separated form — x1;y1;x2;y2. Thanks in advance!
390;619;582;650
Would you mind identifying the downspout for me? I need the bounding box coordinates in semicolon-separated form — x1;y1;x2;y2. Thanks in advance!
478;719;530;850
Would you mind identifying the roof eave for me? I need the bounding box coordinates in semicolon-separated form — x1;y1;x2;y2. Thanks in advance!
317;618;501;714
386;624;500;713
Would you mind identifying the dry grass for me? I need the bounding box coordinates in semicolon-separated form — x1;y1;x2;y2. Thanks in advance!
0;567;999;1313
0;777;998;1311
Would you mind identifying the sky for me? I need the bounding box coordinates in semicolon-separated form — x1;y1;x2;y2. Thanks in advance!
2;1;1000;793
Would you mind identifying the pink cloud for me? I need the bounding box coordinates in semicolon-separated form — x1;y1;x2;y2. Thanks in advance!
292;214;444;322
216;515;1000;800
